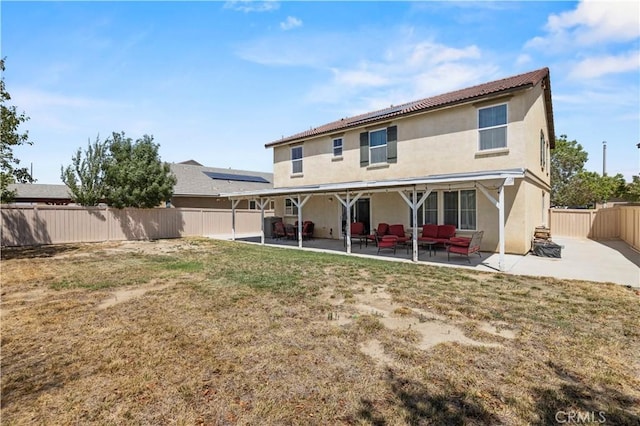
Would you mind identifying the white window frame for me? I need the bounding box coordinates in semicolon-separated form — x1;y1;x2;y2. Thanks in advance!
369;128;387;164
291;146;303;174
443;189;477;230
478;103;508;151
248;200;257;210
284;198;298;216
332;137;343;157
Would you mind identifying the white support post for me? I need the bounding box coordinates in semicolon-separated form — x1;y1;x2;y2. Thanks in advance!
412;187;418;261
231;199;241;241
256;198;269;245
290;194;311;248
397;188;431;262
476;181;507;271
346;191;351;254
334;191;364;255
498;184;505;271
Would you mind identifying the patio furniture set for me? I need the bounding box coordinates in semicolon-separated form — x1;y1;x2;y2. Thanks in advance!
350;222;484;263
273;220;315;240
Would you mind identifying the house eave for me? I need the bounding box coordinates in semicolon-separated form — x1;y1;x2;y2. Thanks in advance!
222;169;527;200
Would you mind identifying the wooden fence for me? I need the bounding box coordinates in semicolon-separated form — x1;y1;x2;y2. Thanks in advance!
549;205;640;251
1;205;269;247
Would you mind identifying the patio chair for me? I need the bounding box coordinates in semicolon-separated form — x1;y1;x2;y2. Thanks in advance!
349;221;367;248
273;221;286;239
377;235;398;254
301;221;314;240
366;223;389;246
446;231;483;263
388;224;409;244
285;223;297;240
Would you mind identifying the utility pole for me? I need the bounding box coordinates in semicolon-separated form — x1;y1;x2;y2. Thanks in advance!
602;141;607;176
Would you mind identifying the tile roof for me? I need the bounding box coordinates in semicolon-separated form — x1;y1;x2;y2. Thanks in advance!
170;163;273;197
266;67;554;147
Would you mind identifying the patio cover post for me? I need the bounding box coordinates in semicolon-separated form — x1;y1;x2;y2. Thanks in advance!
256;198;270;245
477;179;511;271
334;191;363;255
397;188;431;262
231;199;241;241
290;195;311;248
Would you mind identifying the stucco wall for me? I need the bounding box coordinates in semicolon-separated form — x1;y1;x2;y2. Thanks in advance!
272;84;550;190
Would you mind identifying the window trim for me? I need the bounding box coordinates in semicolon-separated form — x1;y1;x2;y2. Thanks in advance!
291;145;303;175
284;198;298;216
443;189;477;231
332;137;343;157
369;127;388;164
478;103;508;151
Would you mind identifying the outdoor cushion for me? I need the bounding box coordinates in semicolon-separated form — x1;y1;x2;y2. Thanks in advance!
419;224;438;239
388;224;409;243
437;225;456;239
449;236;471;247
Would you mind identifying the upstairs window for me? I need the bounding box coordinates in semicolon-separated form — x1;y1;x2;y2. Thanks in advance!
333;138;343;157
369;129;387;164
291;146;303;174
360;126;397;167
478;104;507;150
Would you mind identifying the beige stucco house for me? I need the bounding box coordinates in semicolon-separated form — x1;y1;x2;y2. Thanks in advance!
223;67;555;270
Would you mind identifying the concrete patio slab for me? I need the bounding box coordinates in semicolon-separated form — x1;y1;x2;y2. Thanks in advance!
210;234;639;288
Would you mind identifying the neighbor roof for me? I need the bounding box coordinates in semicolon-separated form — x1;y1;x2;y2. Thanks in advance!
170;163;273;197
266;67;555;148
6;183;72;202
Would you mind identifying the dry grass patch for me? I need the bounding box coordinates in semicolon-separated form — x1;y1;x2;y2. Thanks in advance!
2;238;639;425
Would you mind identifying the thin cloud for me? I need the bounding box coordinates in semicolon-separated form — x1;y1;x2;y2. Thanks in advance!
526;0;639;50
280;16;302;31
223;1;279;13
569;50;640;79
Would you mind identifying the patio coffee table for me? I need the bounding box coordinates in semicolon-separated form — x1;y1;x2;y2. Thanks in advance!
419;239;437;257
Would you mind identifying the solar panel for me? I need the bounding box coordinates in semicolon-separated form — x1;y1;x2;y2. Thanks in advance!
350;105;404;124
203;171;270;184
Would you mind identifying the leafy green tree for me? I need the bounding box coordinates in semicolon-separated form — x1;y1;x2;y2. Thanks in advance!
624;175;640;202
60;136;109;206
551;135;589;207
1;58;34;202
103;132;176;208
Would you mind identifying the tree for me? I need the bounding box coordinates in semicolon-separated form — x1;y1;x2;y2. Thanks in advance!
1;58;34;202
103;132;176;208
551;135;588;207
551;135;630;206
60;136;109;206
624;175;640;202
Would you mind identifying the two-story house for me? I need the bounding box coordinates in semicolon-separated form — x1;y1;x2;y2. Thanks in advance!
223;67;555;270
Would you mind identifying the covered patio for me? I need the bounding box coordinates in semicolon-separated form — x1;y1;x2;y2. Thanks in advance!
222;168;549;272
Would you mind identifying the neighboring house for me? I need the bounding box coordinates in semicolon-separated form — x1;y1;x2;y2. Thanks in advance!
223;67;556;269
5;183;73;205
4;161;274;210
169;162;273;209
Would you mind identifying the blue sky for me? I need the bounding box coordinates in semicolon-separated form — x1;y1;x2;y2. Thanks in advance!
2;0;639;184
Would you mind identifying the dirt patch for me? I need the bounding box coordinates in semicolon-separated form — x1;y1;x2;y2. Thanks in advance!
322;284;501;364
97;281;174;310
